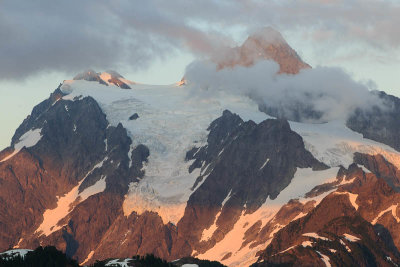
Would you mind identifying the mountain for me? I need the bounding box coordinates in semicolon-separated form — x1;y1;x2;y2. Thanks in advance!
73;69;134;89
2;29;400;267
216;27;310;74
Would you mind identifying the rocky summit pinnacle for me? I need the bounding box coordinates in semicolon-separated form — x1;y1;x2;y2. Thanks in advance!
216;27;310;74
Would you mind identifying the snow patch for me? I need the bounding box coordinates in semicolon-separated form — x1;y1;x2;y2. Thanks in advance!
386;256;398;266
200;211;221;242
274;167;339;203
259;158;270;170
79;175;107;200
13;238;24;249
99;71;134;87
291;212;307;222
222;190;232;207
36;157;108;236
334;192;359;210
301;241;313;247
99;72;113;85
277;245;296;254
358;165;371;173
337;177;356;186
123;180;190;225
343;233;360;242
80;251;94;265
290;120;400;169
303;232;331;241
197;167;339;266
316;251;331;267
197;209;275;267
340;239;351;252
372;204;400;224
128;145;134;168
105;258;132;267
0;128;42;162
200;190;234;241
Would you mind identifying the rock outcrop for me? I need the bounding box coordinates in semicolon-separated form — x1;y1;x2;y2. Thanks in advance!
179;110;327;255
0;88;148;263
347;91;400;152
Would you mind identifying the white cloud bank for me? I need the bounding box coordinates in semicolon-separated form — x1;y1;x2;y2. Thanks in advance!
185;60;382;122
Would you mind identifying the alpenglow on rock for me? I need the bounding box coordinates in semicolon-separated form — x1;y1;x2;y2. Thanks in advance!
2;28;400;267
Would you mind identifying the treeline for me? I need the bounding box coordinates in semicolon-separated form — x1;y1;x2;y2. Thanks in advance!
0;246;225;267
0;246;79;267
90;254;174;267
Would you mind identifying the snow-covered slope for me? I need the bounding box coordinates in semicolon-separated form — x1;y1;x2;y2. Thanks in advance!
290;120;400;169
60;78;400;222
56;77;400;266
2;72;400;266
61;79;269;225
4;27;400;267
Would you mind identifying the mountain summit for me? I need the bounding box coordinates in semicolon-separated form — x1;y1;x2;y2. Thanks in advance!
216;27;310;74
73;69;134;89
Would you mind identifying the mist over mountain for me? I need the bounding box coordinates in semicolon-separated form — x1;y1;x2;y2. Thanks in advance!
2;26;400;267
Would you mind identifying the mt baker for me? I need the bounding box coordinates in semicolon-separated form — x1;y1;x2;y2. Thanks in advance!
1;27;400;267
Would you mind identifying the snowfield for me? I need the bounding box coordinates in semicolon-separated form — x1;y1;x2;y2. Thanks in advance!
290;120;400;169
35;157;109;236
61;79;268;225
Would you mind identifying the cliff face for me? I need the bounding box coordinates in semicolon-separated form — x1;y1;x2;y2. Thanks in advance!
347;91;400;152
0;89;149;263
253;155;400;266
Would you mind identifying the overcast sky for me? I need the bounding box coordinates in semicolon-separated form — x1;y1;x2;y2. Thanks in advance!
1;0;400;149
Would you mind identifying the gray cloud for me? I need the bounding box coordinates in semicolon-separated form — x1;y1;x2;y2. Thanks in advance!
184;59;382;122
1;0;399;80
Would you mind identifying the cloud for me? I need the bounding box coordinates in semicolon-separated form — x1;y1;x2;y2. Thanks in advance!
1;0;399;80
184;59;382;122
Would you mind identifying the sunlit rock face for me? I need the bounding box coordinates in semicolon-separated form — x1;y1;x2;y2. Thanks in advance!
0;89;148;261
3;28;400;266
73;69;134;89
215;27;310;74
254;158;400;267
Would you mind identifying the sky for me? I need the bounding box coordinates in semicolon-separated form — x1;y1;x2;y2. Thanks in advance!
0;0;400;149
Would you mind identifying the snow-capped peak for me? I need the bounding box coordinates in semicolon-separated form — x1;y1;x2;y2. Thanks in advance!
214;26;310;74
73;69;106;84
73;69;134;89
99;71;135;89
